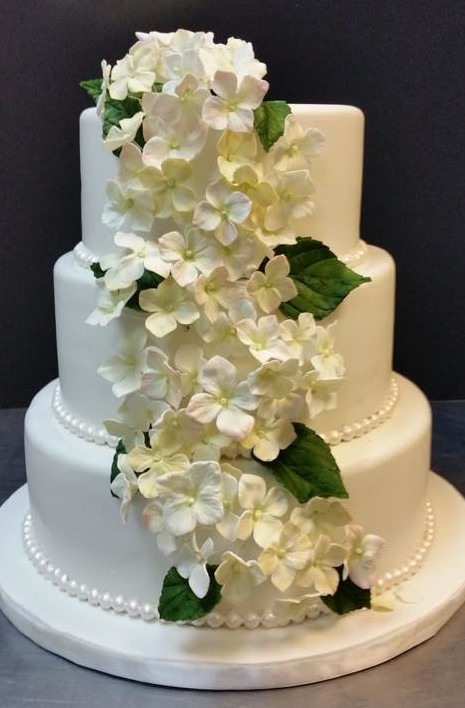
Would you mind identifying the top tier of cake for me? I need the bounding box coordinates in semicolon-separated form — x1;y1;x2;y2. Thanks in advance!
80;105;364;258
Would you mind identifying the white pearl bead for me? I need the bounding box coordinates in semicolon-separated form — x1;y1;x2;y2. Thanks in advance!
113;595;126;613
34;551;44;563
292;608;307;624
45;563;55;578
59;574;69;590
68;580;78;596
192;618;205;627
225;612;242;629
77;583;89;600
353;422;363;437
89;588;100;606
261;610;277;628
342;425;354;441
140;603;156;621
53;567;62;581
306;605;322;619
244;612;259;629
126;599;140;617
328;430;342;445
38;558;47;572
206;611;224;628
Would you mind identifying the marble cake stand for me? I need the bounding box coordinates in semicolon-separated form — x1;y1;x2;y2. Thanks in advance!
1;473;465;690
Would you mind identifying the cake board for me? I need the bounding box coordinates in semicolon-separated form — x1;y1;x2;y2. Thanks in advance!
1;474;465;690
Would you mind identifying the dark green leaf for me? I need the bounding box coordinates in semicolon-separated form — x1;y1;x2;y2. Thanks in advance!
254;101;292;151
158;565;221;621
153;82;164;92
276;237;370;320
255;423;348;503
80;78;103;103
90;261;106;279
322;566;371;615
110;439;127;498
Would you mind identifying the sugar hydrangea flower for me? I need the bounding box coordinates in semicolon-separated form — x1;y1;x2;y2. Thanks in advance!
158;461;224;536
280;312;318;361
217;130;258;182
100;232;170;291
235;316;289;363
102;181;154;233
247;255;297;314
174;344;206;396
150;158;196;218
86;281;136;327
265;170;315;230
202;70;268;132
193;180;251;246
290;498;352;537
241;416;296;462
310;323;346;379
194;266;239;323
96;59;111;117
129;431;190;499
103;112;145;153
158;228;221;286
186;356;258;439
214;551;266;604
97;329;147;398
142;116;206;165
343;525;386;589
109;47;156;100
236;474;289;547
215;466;240;541
140;347;182;408
139;279;199;337
248;358;300;399
297;535;347;596
271;114;324;172
104;393;170;450
142;500;178;555
258;522;312;592
110;453;139;522
176;535;215;598
301;370;342;419
151;407;201;453
200;36;266;82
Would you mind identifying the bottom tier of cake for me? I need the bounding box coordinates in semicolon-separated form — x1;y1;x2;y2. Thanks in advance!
23;375;432;625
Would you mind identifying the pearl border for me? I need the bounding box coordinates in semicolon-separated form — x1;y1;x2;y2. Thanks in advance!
338;239;368;267
51;385;118;447
51;377;399;450
22;500;434;629
320;376;399;446
73;241;97;268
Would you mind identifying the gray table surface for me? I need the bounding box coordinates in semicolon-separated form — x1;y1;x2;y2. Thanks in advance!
1;403;465;707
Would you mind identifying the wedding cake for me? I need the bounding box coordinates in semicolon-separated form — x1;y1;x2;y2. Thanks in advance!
1;29;464;689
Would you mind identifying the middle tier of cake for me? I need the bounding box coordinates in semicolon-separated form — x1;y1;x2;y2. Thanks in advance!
54;242;394;441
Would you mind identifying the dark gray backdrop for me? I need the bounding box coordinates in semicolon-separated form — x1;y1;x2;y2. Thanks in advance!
1;0;464;407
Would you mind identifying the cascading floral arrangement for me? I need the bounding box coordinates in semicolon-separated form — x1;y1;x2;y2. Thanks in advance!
81;29;384;624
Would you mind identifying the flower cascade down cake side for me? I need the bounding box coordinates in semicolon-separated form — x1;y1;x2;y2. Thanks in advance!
24;29;433;629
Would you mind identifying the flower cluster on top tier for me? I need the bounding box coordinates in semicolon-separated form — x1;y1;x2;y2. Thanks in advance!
82;29;383;620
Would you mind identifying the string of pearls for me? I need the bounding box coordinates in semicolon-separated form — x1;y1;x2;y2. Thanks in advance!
51;378;399;450
320;377;399;446
22;499;434;630
338;239;368;267
73;241;97;268
374;500;435;594
51;385;118;447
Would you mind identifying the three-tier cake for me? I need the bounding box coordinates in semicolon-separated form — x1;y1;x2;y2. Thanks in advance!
1;30;465;689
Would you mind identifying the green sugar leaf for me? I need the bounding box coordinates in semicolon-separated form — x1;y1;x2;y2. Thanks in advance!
90;261;106;279
322;566;371;615
254;101;292;151
255;423;348;503
158;566;221;622
276;237;370;320
110;439;127;498
80;78;103;103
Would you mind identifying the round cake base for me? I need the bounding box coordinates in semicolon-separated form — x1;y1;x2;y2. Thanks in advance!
1;474;465;690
